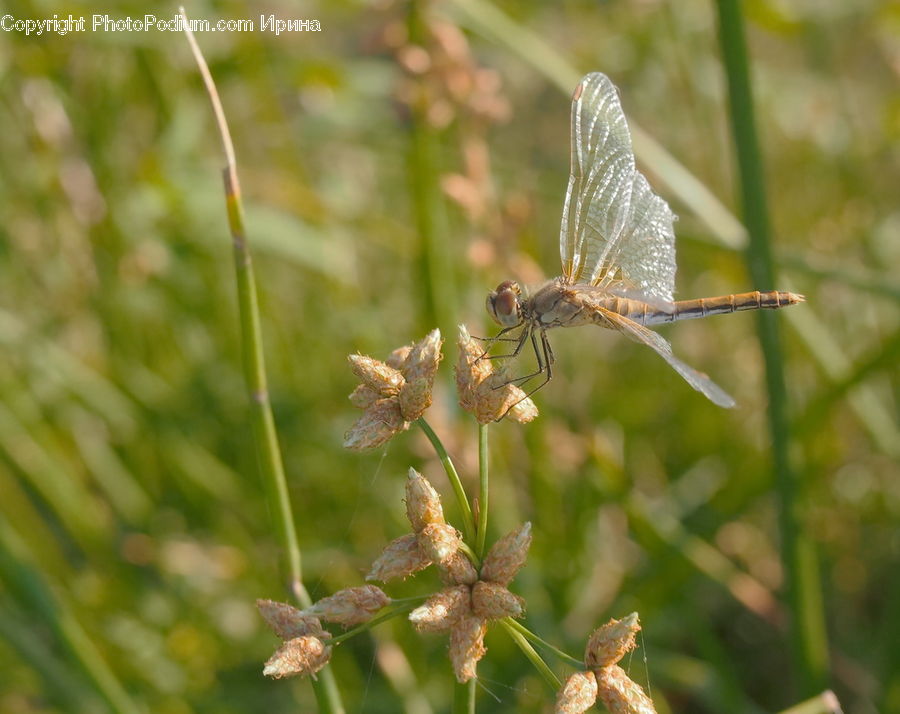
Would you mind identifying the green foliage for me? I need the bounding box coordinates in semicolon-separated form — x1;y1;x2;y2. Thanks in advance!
1;1;897;712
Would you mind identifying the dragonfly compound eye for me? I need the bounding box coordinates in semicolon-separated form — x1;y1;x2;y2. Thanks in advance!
486;282;522;328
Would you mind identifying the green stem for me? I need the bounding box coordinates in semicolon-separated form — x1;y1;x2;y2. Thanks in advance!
416;418;476;543
476;424;489;559
330;602;417;646
503;618;583;669
452;680;477;714
715;0;827;696
499;619;561;690
181;11;344;712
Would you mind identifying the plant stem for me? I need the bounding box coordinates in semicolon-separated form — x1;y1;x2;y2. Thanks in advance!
503;618;583;669
499;619;561;690
416;418;476;543
714;0;827;696
476;424;489;558
329;602;417;646
180;9;344;712
452;680;477;714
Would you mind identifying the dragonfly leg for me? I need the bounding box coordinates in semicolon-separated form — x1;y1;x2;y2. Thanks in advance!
479;325;530;361
495;330;553;420
503;327;549;385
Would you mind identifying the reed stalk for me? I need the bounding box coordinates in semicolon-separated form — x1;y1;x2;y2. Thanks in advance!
715;0;828;695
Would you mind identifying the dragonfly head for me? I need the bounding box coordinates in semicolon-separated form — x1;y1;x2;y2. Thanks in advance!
486;280;523;328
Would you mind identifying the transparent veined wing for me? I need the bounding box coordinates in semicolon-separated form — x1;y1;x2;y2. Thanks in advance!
605;171;676;302
600;308;736;408
560;73;635;285
559;73;678;302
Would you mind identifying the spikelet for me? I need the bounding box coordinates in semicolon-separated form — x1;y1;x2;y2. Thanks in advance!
303;586;390;627
437;551;479;586
343;398;408;451
595;665;657;714
449;614;487;683
471;581;525;620
348;354;405;395
263;635;332;679
366;533;432;582
409;585;471;633
585;613;640;670
405;468;445;532
257;599;330;640
417;522;462;564
555;670;599;714
480;522;531;585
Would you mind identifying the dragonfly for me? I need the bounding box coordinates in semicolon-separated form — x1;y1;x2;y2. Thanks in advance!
484;72;803;408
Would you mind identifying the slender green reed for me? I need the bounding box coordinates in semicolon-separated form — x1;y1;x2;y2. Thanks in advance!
715;0;828;695
0;520;140;714
180;10;344;712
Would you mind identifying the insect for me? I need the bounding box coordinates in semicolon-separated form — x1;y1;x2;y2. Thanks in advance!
485;72;803;408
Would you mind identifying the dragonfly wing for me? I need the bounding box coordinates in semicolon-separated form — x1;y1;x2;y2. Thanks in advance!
601;308;736;408
605;171;677;302
560;73;636;285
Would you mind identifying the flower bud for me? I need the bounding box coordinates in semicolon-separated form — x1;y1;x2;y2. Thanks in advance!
437;551;479;586
405;468;445;532
402;328;442;383
595;665;657;714
304;586;390;627
555;670;598;714
366;533;431;582
449;614;487;683
409;585;471;633
263;636;331;679
481;522;531;585
417;522;461;564
343;398;408;451
257;599;329;640
471;581;525;620
585;613;640;670
348;354;405;395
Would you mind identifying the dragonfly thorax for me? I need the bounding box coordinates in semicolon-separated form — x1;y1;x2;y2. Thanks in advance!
486;280;524;328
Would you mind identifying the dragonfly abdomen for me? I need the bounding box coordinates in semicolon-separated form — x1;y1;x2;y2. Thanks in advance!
635;290;804;325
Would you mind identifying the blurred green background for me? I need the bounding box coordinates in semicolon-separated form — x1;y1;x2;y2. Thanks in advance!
1;0;898;712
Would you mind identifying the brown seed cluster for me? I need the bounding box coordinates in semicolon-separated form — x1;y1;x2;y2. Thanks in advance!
409;521;532;683
257;586;390;679
344;329;443;450
455;325;538;424
554;613;656;714
367;468;463;582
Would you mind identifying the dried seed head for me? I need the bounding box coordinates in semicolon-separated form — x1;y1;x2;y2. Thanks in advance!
455;324;492;413
409;585;471;633
449;614;487;683
585;613;640;670
417;522;462;564
366;533;432;582
473;374;537;424
471;581;525;620
480;522;532;585
405;468;445;532
508;392;539;423
398;375;433;421
257;599;330;641
437;551;479;586
349;384;381;409
595;665;657;714
348;354;405;395
555;670;598;714
343;398;409;451
402;328;443;383
386;344;413;370
304;586;391;627
263;636;332;679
